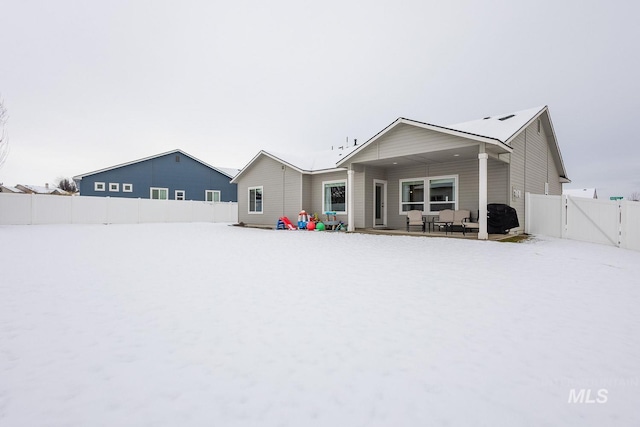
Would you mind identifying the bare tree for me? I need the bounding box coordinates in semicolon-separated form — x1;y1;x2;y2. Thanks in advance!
630;192;640;202
58;178;78;194
0;96;8;168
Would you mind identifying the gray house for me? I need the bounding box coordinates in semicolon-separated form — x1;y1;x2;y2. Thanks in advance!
231;106;570;239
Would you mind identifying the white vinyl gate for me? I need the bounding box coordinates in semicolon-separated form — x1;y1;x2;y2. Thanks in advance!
526;193;640;252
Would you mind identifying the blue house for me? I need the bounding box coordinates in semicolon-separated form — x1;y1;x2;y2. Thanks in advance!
73;149;238;202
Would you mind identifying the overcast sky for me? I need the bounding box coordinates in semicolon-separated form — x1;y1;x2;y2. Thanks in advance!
1;0;638;198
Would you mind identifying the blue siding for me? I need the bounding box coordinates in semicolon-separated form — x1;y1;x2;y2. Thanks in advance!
78;153;237;201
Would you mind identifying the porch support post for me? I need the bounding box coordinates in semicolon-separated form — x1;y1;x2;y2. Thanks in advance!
347;168;355;232
478;144;489;240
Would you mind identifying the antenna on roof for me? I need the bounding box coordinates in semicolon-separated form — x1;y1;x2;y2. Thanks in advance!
354;138;357;146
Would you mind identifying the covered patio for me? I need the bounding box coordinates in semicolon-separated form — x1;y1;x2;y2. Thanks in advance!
337;117;515;239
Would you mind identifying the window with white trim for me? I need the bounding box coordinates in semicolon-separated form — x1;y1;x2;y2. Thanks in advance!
95;182;105;191
400;176;458;214
248;186;263;214
109;183;119;192
123;183;133;192
428;176;457;213
150;187;168;200
399;179;424;212
175;190;185;200
323;180;346;214
205;190;221;202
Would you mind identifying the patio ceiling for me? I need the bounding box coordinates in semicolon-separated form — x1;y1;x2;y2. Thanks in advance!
351;144;492;168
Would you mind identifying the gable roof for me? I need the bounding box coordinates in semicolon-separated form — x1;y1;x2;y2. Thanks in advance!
337;106;552;167
0;185;23;193
16;184;69;195
336;106;568;181
231;146;358;183
73;149;239;180
234;105;569;182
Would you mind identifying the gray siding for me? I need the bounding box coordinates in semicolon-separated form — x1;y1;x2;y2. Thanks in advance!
308;171;349;223
345;158;508;230
348;123;477;163
371;159;505;230
360;166;387;228
508;115;565;232
547;145;563;195
236;155;303;226
302;174;313;216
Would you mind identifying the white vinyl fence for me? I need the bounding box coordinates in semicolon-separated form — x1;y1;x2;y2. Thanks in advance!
0;193;238;225
526;193;640;251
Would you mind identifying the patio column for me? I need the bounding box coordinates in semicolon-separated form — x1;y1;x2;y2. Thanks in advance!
478;145;489;240
347;168;355;231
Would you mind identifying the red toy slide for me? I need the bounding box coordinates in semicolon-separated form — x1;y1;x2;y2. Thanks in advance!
280;216;297;230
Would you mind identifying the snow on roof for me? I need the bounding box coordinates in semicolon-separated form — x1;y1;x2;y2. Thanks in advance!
564;188;598;198
265;145;360;172
17;184;69;195
216;167;241;178
446;106;546;144
0;185;22;193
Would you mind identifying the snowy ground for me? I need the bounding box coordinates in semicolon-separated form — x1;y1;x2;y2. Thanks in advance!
1;223;639;426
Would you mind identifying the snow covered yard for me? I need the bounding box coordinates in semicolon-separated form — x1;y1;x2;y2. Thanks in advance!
1;223;639;426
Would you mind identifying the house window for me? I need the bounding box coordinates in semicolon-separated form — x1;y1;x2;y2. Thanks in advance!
175;190;185;200
400;179;424;212
205;190;221;202
428;176;457;213
95;182;105;191
248;186;263;214
323;181;346;214
123;183;133;192
150;187;168;200
400;176;458;214
109;183;119;192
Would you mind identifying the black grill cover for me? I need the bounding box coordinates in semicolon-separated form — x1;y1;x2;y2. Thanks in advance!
487;203;519;234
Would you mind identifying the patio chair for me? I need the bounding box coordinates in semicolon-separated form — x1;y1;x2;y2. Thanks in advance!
406;210;425;232
432;209;455;234
461;216;480;236
452;209;471;233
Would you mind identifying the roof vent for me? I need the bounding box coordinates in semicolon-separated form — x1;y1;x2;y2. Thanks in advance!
498;114;515;121
483;117;491;120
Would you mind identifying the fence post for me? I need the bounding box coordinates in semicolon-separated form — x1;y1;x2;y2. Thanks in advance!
561;195;568;239
618;200;623;247
29;193;35;224
525;192;529;233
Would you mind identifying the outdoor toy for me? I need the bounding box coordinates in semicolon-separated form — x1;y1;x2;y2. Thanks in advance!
297;210;309;229
316;222;326;231
307;221;316;231
324;211;338;230
278;216;297;230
